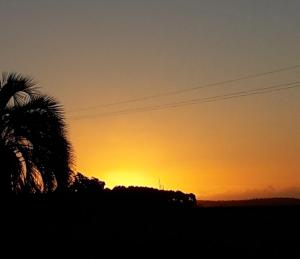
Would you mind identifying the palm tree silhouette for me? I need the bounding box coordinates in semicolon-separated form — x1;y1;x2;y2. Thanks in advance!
0;73;72;194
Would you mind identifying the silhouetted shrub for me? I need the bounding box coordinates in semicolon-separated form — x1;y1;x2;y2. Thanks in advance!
68;172;105;193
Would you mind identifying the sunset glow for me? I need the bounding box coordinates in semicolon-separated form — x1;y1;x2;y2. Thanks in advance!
1;1;300;199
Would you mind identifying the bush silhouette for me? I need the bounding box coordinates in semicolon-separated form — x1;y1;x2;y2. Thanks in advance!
68;172;105;193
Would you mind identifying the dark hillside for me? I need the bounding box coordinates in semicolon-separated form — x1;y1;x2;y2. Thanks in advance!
198;198;300;207
2;193;300;258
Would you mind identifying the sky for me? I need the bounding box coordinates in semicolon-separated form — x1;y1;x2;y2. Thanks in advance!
1;0;299;199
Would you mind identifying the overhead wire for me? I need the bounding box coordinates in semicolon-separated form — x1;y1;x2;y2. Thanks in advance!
68;64;300;113
69;80;300;120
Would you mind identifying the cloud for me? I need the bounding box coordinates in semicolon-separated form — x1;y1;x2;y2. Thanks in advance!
201;186;300;200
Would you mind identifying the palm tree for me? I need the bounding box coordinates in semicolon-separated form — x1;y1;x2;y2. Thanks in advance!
0;73;72;194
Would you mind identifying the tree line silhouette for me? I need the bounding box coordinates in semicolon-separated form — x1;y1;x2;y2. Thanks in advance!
67;171;196;207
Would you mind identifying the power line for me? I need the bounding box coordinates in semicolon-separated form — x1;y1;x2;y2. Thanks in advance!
69;80;300;120
68;64;300;113
70;81;300;119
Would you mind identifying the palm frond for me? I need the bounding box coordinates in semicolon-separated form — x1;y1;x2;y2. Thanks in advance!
0;73;73;194
7;95;73;191
0;143;25;193
0;72;39;110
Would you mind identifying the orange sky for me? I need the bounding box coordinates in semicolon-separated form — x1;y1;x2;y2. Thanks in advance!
69;88;300;199
1;1;300;199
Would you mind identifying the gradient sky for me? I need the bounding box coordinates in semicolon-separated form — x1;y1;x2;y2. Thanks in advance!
1;0;300;199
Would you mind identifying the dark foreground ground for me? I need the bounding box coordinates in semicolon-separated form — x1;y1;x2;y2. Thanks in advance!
2;195;300;258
